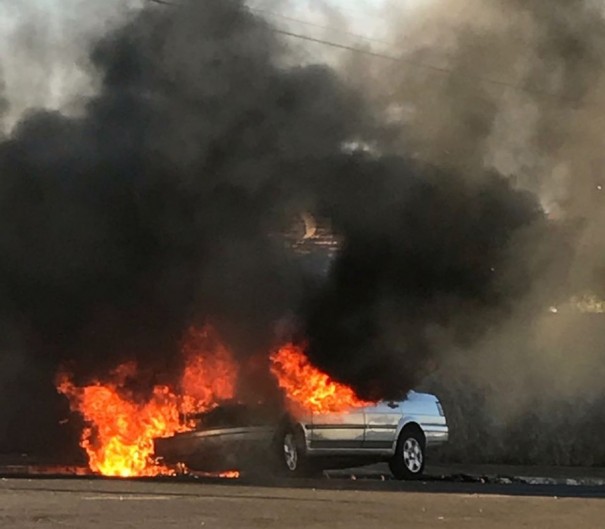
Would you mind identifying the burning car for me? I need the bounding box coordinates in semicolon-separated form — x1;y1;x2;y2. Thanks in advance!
58;336;447;479
153;391;448;480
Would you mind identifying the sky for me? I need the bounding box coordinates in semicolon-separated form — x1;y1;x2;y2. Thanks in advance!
0;0;403;128
0;0;433;131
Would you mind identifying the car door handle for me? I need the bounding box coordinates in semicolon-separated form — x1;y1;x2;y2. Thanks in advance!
387;402;399;409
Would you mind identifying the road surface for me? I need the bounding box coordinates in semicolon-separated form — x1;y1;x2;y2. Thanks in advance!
1;476;604;529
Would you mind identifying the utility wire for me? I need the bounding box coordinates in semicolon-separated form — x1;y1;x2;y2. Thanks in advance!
247;5;395;49
145;0;580;104
149;0;392;48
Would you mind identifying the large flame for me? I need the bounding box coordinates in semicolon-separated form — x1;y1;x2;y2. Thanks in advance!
57;326;238;478
270;343;370;414
57;367;183;478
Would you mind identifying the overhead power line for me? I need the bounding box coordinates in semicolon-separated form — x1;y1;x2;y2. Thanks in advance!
145;0;580;104
247;5;395;49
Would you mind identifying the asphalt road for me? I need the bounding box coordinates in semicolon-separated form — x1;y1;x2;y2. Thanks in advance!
1;477;604;529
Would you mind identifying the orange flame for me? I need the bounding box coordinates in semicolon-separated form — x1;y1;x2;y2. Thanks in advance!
219;470;241;479
270;343;370;414
57;369;182;477
57;326;238;478
179;326;238;416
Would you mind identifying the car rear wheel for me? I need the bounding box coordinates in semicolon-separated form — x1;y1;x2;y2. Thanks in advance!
389;426;425;480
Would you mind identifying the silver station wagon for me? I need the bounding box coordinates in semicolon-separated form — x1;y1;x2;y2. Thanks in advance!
154;391;448;480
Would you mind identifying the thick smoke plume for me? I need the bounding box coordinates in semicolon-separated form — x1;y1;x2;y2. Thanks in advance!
0;0;358;453
0;0;572;459
304;160;551;400
342;0;605;464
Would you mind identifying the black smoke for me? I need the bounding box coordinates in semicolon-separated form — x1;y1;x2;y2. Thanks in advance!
303;158;551;400
0;0;556;455
0;0;365;453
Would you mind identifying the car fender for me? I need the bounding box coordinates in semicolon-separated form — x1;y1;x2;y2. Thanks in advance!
277;414;313;451
394;417;426;448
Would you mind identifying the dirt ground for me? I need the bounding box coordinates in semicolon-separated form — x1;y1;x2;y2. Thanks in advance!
1;478;604;529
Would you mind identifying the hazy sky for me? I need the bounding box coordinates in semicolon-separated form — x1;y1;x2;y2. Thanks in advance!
0;0;424;128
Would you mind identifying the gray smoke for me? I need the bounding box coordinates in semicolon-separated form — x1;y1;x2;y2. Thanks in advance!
344;0;605;464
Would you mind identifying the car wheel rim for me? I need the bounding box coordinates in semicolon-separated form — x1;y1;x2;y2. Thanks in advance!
402;437;423;473
283;433;298;471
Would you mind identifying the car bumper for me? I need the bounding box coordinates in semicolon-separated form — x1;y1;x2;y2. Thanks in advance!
424;425;449;446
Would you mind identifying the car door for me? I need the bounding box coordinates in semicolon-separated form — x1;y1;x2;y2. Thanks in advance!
309;407;365;450
363;401;403;450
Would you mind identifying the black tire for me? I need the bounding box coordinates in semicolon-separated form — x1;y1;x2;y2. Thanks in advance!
389;426;426;480
274;423;318;478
